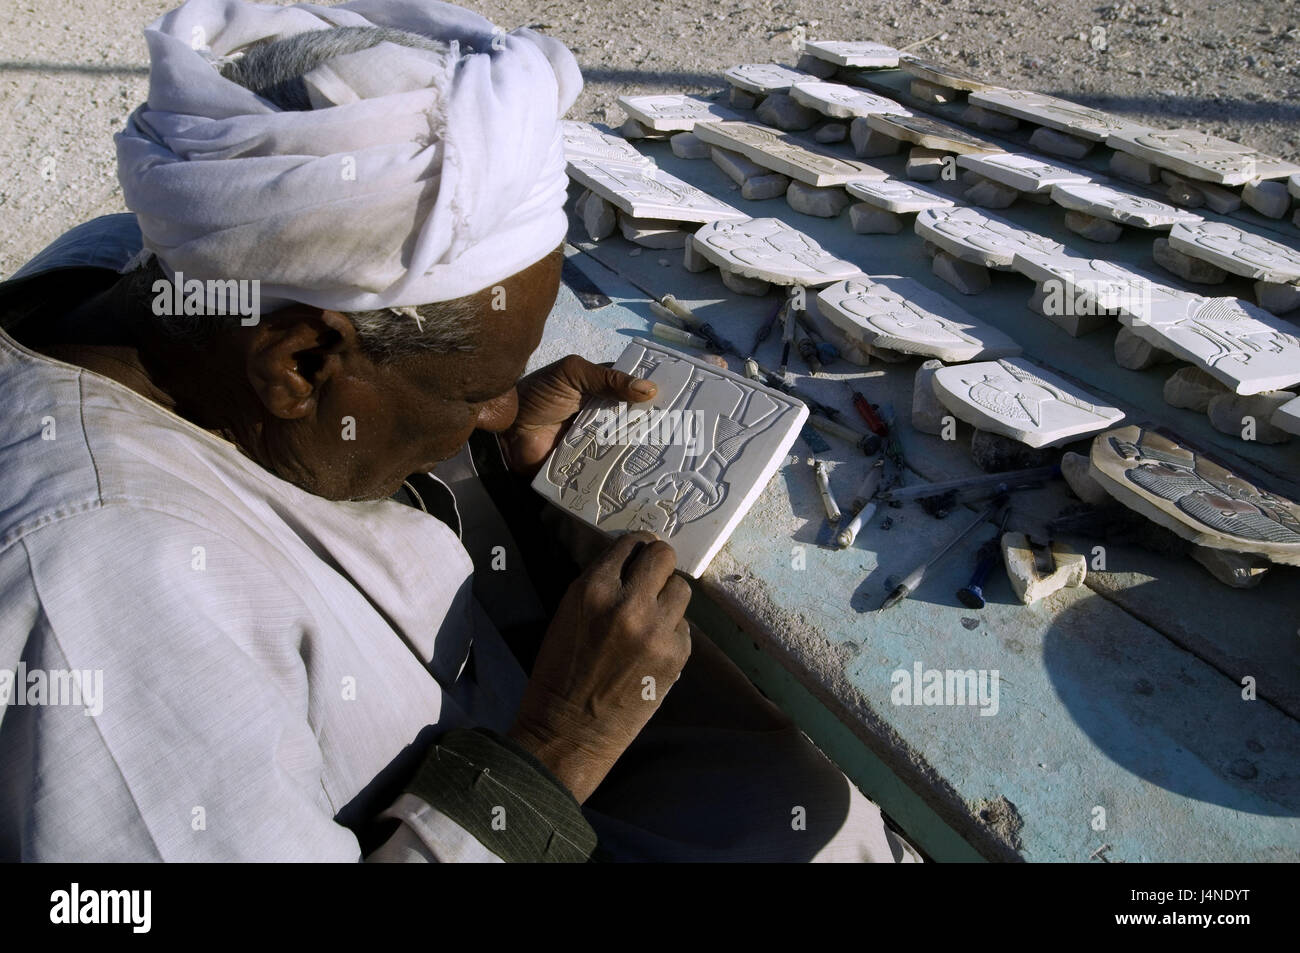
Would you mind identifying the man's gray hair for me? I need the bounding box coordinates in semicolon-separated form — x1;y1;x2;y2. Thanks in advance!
137;25;484;360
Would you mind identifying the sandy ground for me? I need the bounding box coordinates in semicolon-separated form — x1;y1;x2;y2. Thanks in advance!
2;0;1297;276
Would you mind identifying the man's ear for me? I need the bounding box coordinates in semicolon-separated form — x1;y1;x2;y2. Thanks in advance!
243;306;360;419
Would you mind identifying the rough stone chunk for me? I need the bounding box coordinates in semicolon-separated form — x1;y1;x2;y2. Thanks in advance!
1162;366;1229;412
683;241;713;273
1113;325;1173;370
1242;179;1290;219
906;147;948;182
1254;280;1300;315
1153;237;1227;284
742;173;792;200
617;214;686;249
813;122;848;144
849;203;905;234
1029;127;1092;160
850;118;901;157
910;79;955;104
1109;151;1160;184
964;178;1020;210
581;191;618;240
720;269;772;296
1063;209;1124;243
710;145;769;186
621;117;650;140
961;105;1019;132
1164;176;1206;209
796;52;839;78
1060;451;1111;505
932;250;991;295
970;429;1057;472
1191;546;1271;589
1001;532;1087;605
1207;391;1296;444
911;359;948;435
756;92;820;131
670;131;709;159
728;86;761;110
786;181;851;218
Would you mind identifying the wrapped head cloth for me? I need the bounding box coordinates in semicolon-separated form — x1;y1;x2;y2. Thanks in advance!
116;0;583;311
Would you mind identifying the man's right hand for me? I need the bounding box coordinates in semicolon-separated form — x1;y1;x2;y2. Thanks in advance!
507;531;692;803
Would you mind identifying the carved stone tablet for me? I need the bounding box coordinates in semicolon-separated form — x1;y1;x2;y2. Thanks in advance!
1011;250;1158;310
802;40;901;68
692;121;887;186
1089;425;1300;564
561;121;651;166
844;179;956;213
816;276;1022;361
931;358;1124;447
967;89;1151;143
956;152;1091;194
1167;220;1300;284
1050;182;1204;230
690;217;863;286
1106;128;1300;185
1120;294;1300;396
1272;396;1300;436
788;81;911;120
566;158;748;224
915;206;1065;269
725;63;815;94
617;94;742;132
898;56;996;93
865;113;1004;155
532;339;807;577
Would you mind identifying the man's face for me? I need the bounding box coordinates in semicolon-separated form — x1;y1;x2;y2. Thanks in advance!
258;248;563;501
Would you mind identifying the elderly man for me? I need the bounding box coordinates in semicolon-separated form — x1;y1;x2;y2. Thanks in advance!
0;0;917;862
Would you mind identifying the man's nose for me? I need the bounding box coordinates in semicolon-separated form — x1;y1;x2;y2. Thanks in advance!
475;388;519;432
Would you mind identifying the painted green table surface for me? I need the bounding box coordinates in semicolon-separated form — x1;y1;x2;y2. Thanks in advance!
526;101;1300;862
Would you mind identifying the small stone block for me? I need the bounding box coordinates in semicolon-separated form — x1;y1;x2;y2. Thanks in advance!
1114;325;1173;370
1153;237;1227;284
670;132;710;159
710;145;769;186
910;79;956;104
813;122;848;144
1063;209;1124;243
617;214;687;249
729;86;761;110
1254;280;1300;315
1029;127;1093;160
1242;179;1290;220
912;359;948;435
849;203;905;234
1028;284;1114;336
1109;151;1160;185
683;241;713;273
756;92;820;131
1162;366;1230;412
851;119;902;157
786;181;851;218
964;178;1020;210
971;430;1058;473
582;192;618;240
932;250;991;295
796;52;839;78
906;147;948;182
1060;451;1112;505
742;173;792;201
1190;546;1270;589
720;269;772;296
961;105;1019;132
620;117;650;140
1207;391;1296;444
1001;532;1087;605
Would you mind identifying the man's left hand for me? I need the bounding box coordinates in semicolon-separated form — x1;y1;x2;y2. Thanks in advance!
498;354;657;476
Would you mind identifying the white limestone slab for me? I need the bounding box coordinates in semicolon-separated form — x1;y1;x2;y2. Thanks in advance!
844;179;956;214
690;217;863;287
931;358;1124;448
1050;182;1203;230
898;56;997;93
802;40;901;68
1011;250;1155;310
566;158;747;225
1167;220;1300;284
617;94;742;132
1272;396;1300;436
725;63;814;95
560;121;651;166
865;112;1004;155
956;153;1090;194
815;276;1022;361
1120;293;1300;396
915;206;1065;270
692;121;887;187
967;89;1151;143
788;81;911;120
1106;128;1300;186
1089;425;1300;565
532;339;807;578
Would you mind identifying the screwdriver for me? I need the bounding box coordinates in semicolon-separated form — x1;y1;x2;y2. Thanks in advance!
877;496;1005;612
850;390;890;437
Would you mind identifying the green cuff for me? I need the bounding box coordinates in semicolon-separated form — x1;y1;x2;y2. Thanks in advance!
406;727;597;863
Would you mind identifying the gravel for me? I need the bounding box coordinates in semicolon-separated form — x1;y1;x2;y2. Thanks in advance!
2;0;1297;277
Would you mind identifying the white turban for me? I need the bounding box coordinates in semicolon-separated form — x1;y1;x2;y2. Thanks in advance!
115;0;582;311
